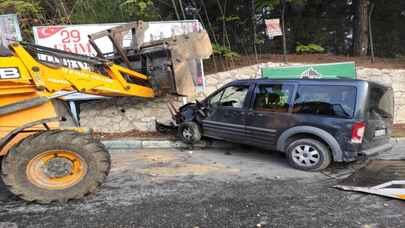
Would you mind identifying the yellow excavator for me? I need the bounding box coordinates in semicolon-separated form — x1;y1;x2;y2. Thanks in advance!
0;23;212;203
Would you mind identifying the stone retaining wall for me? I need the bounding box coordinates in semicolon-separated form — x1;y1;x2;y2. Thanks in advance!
79;62;405;132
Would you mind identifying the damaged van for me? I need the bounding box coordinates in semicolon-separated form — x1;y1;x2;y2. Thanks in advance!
174;79;394;171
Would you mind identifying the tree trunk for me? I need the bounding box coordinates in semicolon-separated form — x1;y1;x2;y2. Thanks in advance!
171;0;181;20
281;0;288;63
353;0;370;56
178;0;186;20
252;0;258;64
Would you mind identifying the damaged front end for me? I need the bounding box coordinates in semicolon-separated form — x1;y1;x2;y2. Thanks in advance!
155;100;208;134
88;21;213;97
169;100;208;125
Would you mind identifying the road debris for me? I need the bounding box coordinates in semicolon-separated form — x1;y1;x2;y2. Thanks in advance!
335;160;405;200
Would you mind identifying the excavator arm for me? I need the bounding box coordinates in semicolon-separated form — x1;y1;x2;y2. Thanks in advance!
4;42;155;98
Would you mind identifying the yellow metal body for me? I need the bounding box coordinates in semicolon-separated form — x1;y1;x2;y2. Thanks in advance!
0;42;157;156
5;43;154;97
0;89;59;156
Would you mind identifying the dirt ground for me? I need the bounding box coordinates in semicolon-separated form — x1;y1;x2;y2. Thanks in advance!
392;125;405;138
1;144;405;228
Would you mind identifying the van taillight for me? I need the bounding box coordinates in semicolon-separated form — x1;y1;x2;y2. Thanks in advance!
352;122;366;144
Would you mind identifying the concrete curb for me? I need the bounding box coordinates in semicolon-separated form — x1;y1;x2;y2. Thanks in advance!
102;139;236;150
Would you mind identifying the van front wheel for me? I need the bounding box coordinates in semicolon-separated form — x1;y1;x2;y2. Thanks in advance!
179;121;202;144
286;138;331;171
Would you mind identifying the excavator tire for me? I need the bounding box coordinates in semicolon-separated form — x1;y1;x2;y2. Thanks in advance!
1;130;110;203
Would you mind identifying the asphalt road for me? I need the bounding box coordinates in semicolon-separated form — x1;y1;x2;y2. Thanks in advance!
0;144;405;228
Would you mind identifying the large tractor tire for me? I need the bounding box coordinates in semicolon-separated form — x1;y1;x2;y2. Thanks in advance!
1;130;110;203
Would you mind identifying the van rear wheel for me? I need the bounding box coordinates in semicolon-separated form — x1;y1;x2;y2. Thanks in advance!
286;138;331;171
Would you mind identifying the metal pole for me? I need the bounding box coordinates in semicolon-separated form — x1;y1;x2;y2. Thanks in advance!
369;3;375;63
252;0;259;64
69;101;80;127
281;0;288;64
171;0;181;20
178;0;186;20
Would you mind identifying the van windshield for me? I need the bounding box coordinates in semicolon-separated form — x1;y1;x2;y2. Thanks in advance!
369;86;394;118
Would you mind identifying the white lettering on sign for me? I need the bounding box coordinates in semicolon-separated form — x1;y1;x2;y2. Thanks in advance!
0;68;20;79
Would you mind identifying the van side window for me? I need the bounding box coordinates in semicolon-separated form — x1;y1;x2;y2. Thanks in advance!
293;85;356;118
253;84;293;113
369;86;394;118
209;85;249;108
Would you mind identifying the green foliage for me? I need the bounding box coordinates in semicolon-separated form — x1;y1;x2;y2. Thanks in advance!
296;43;325;54
119;0;159;21
0;0;42;17
213;43;240;59
256;0;307;10
0;0;46;40
70;0;159;24
0;0;161;40
222;15;240;22
0;0;403;58
255;0;279;10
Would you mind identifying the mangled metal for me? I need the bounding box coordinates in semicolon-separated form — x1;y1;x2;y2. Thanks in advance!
88;21;213;97
335;160;405;200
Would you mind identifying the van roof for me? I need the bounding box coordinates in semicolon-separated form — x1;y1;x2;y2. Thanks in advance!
229;78;391;88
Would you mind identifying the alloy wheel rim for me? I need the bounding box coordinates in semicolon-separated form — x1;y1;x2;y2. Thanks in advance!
182;127;194;141
292;144;320;167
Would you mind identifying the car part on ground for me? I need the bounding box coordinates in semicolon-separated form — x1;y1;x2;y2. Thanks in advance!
155;121;178;134
335;160;405;200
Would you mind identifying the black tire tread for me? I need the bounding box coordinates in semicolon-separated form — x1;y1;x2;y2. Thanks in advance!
1;130;110;203
179;121;202;144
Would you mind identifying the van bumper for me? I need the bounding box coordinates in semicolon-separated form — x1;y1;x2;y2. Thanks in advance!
359;143;393;157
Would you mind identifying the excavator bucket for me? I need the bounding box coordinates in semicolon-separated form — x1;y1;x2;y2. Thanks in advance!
335;160;405;200
166;32;212;96
88;21;213;97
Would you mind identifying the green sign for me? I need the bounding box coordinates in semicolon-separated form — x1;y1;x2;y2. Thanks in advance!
261;62;356;79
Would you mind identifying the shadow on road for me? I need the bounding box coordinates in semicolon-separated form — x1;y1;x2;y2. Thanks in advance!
0;178;18;203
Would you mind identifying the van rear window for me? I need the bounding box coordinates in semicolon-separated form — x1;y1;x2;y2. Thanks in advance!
293;85;356;118
369;86;394;118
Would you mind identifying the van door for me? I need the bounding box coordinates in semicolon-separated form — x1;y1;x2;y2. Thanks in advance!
362;85;394;150
202;83;251;142
245;82;295;149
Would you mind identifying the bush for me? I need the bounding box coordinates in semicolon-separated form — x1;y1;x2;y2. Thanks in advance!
296;43;325;54
212;43;240;59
